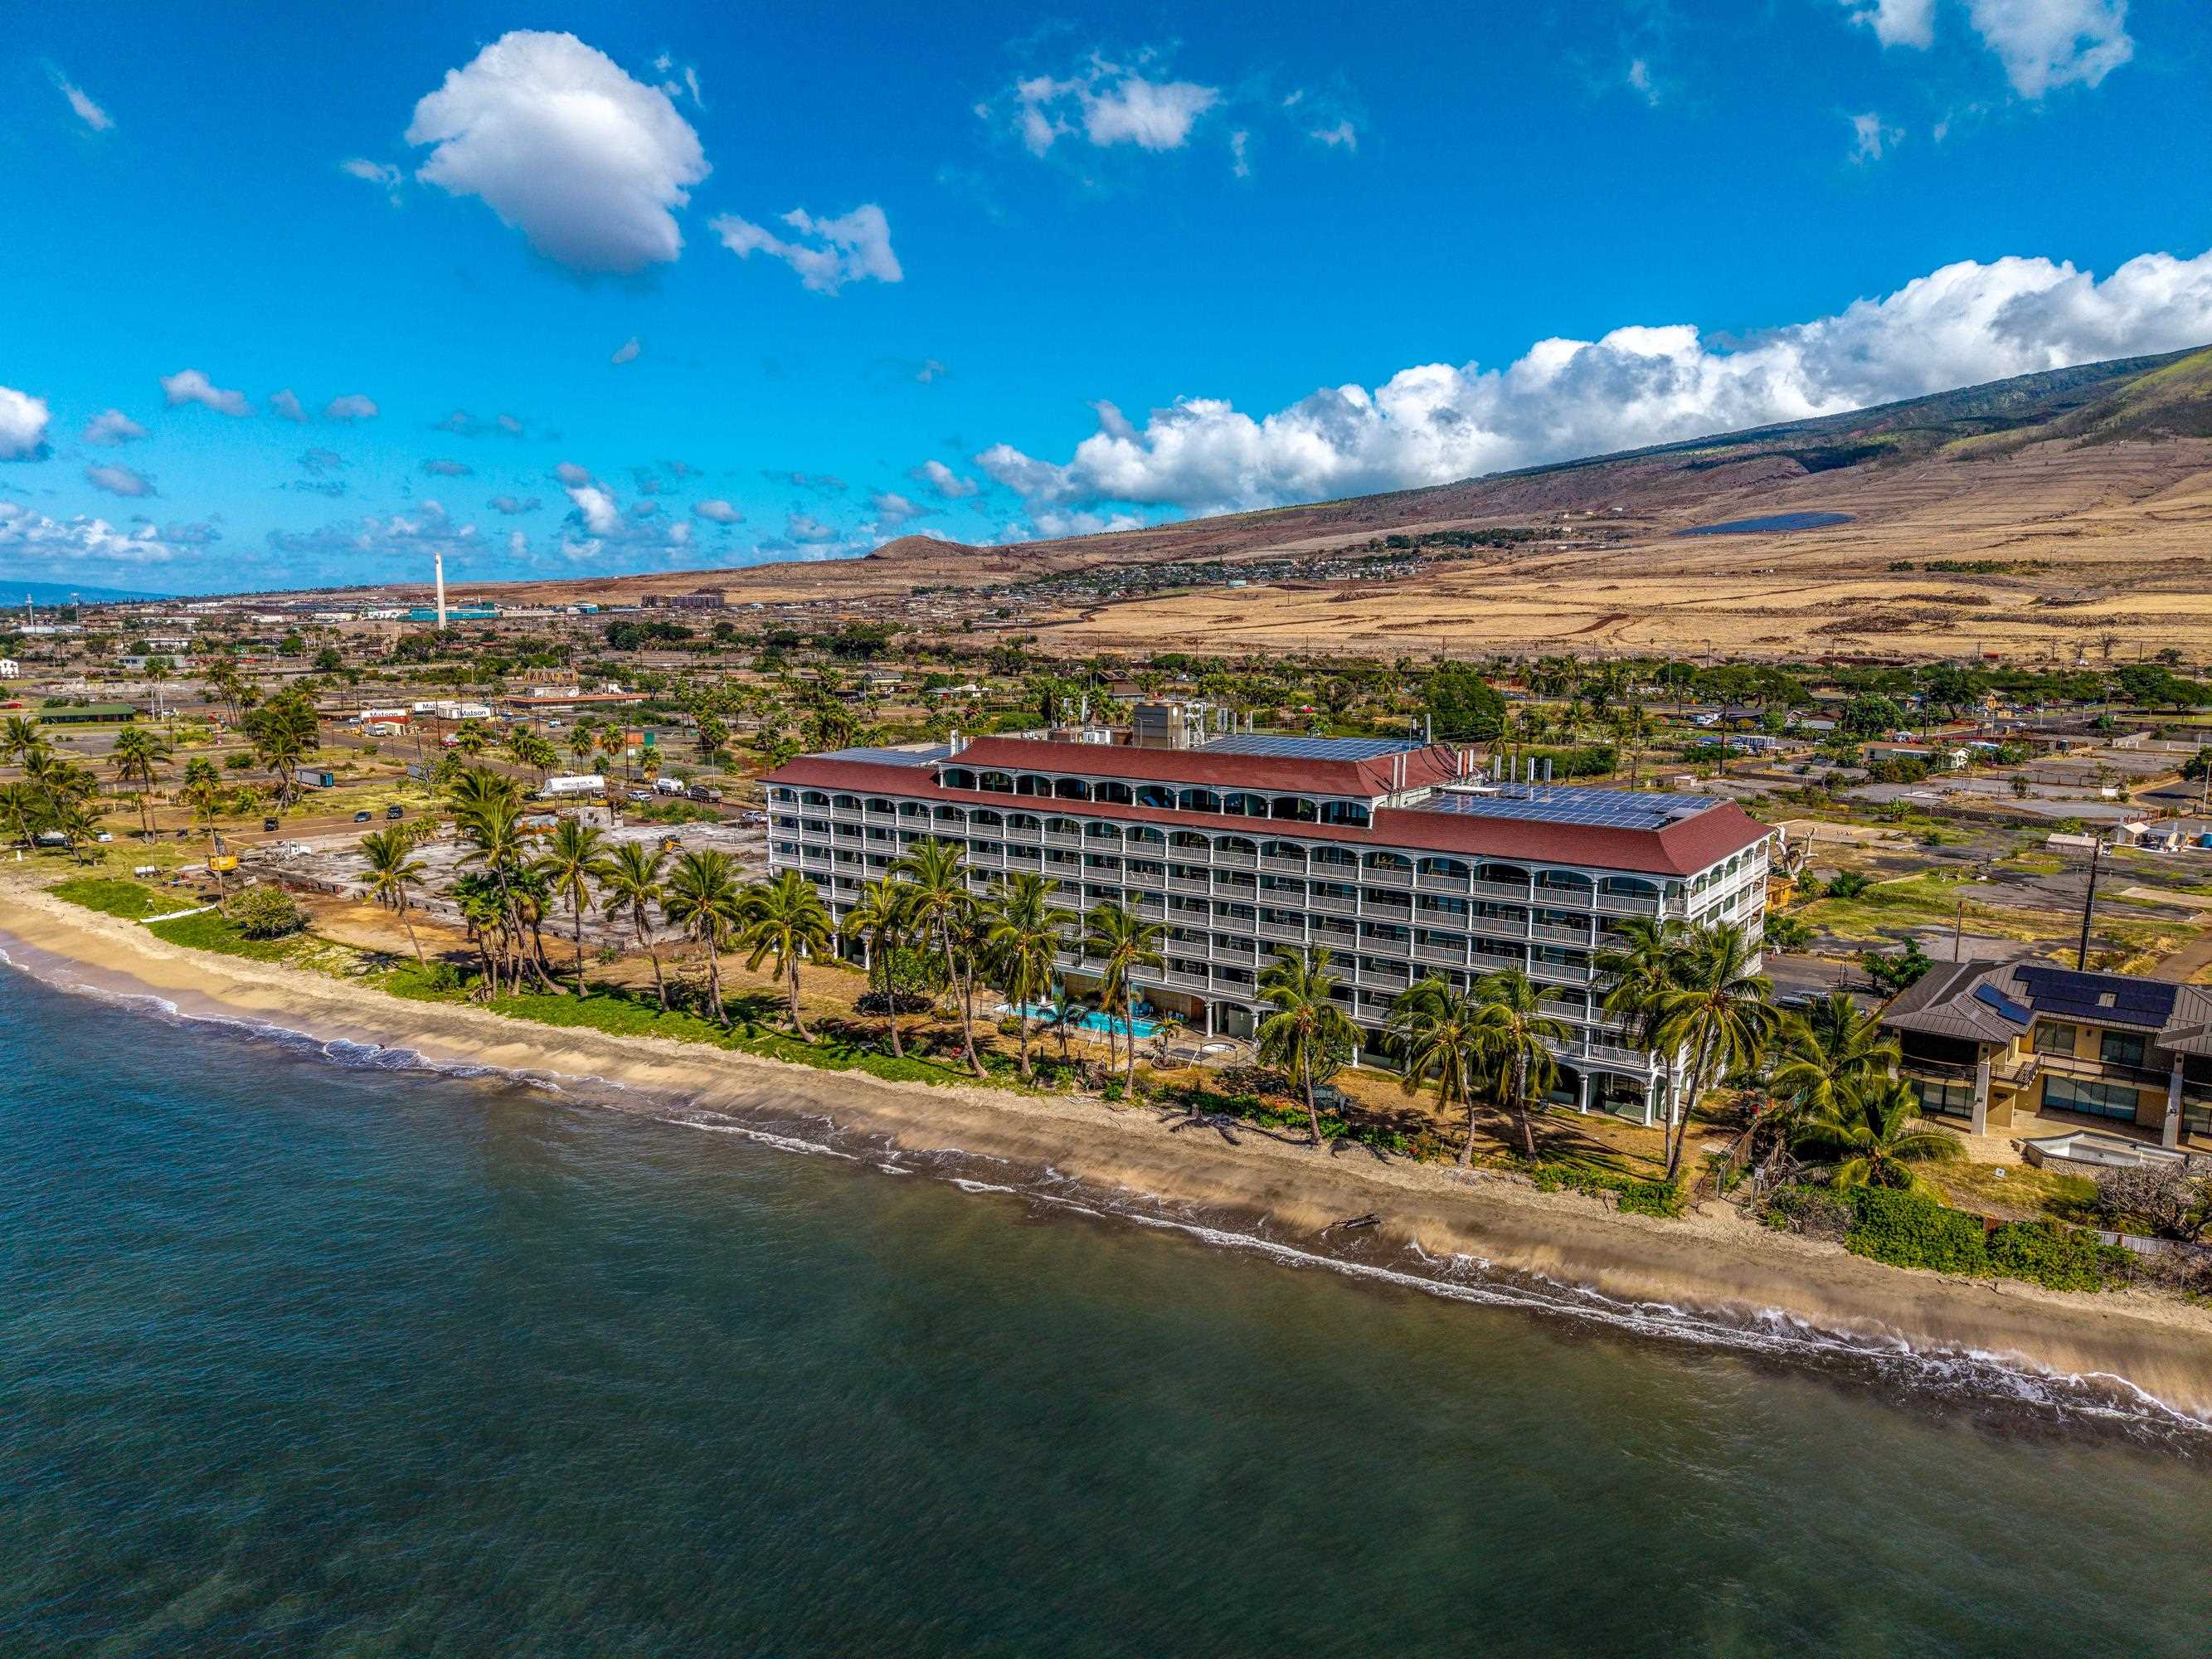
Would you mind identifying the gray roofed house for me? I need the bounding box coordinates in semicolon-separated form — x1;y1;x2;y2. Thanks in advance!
1882;958;2212;1149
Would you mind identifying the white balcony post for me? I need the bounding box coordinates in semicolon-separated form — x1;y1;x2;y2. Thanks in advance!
2165;1060;2184;1151
1971;1057;1990;1136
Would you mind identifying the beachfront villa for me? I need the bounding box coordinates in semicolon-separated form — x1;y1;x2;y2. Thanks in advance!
762;715;1774;1122
1884;960;2212;1152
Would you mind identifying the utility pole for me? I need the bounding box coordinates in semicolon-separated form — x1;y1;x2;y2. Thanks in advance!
1952;898;1963;963
2076;838;2103;971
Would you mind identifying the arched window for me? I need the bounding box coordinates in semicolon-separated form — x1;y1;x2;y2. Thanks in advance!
1016;774;1053;797
1270;795;1318;821
1260;839;1306;863
970;809;1004;829
1009;812;1043;832
1320;800;1369;826
1363;851;1413;874
1310;845;1357;870
898;800;931;819
1475;862;1529;887
1218;835;1257;857
1135;784;1177;811
800;790;831;807
932;805;965;826
1536;869;1594;896
1053;777;1091;800
833;794;860;811
978;771;1014;793
1178;787;1222;813
1127;825;1165;848
865;796;895;813
941;768;976;791
1094;780;1134;805
1046;816;1082;837
1418;856;1471;878
1598;875;1660;901
769;786;797;804
1170;830;1210;852
1085;820;1121;840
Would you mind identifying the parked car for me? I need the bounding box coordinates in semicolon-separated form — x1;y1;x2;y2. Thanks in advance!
354;810;372;822
94;831;114;844
627;788;653;804
386;805;405;820
263;817;280;832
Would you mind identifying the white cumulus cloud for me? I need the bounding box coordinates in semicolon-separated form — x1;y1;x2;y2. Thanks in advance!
566;482;623;536
82;409;145;446
1845;0;1937;48
0;502;174;565
161;369;250;416
1850;112;1903;162
975;246;2212;521
1009;56;1220;155
324;393;379;421
270;389;308;423
341;158;403;203
405;30;709;274
910;459;980;499
692;499;742;523
85;463;153;498
1843;0;2132;97
0;387;52;460
51;71;113;132
1309;119;1357;152
710;204;902;294
610;336;643;365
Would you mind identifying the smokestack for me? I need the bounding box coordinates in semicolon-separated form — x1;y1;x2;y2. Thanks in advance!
1542;757;1553;784
434;550;448;630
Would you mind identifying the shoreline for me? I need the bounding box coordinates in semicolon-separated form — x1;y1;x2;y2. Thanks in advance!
5;881;2210;1425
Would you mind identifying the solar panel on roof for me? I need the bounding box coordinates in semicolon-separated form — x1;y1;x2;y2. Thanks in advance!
2015;966;2176;1027
1412;786;1713;831
1198;733;1420;761
819;744;948;766
1971;983;2031;1026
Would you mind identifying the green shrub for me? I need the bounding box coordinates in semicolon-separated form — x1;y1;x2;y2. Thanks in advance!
1518;1159;1683;1218
1845;1187;1992;1273
1844;1188;2129;1291
1760;1184;1850;1240
1986;1219;2133;1292
231;886;307;940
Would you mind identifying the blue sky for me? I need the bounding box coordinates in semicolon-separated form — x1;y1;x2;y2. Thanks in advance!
3;0;2209;596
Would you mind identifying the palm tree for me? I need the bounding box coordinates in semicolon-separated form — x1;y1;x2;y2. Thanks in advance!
1083;898;1165;1097
1791;1075;1964;1195
109;725;173;840
1257;946;1363;1146
534;820;614;993
844;877;915;1056
1388;975;1488;1166
1769;991;1898;1129
600;841;670;1010
0;781;41;848
0;714;43;766
737;870;834;1038
1647;922;1779;1181
985;873;1067;1080
1469;968;1569;1160
661;849;744;1024
894;837;985;1077
360;826;430;964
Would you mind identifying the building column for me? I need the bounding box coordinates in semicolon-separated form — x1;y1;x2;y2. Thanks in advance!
1203;1000;1213;1038
2164;1059;2184;1151
1576;1072;1590;1115
1971;1058;1990;1136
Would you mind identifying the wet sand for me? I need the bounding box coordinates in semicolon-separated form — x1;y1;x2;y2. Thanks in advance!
5;879;2210;1418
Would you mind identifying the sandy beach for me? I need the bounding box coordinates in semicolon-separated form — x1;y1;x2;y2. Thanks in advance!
5;877;2210;1419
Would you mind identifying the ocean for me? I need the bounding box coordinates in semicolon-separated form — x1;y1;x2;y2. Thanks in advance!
4;964;2210;1657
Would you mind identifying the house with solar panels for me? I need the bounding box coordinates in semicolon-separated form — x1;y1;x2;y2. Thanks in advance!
1882;961;2212;1150
761;712;1774;1123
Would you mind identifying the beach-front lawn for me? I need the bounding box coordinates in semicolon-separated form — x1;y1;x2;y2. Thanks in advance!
49;877;197;922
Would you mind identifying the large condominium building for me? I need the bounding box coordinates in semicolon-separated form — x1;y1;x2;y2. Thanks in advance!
762;723;1773;1122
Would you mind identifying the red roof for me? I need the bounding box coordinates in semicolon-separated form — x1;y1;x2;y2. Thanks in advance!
943;735;1465;796
762;752;1770;878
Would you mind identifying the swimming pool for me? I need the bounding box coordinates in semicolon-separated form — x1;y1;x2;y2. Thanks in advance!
1011;1002;1161;1040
